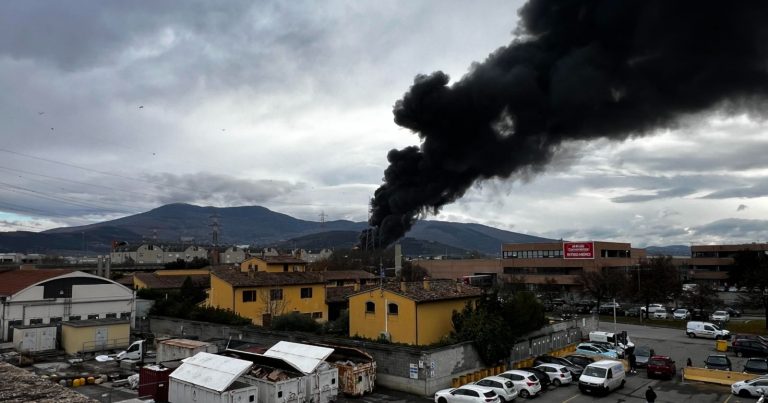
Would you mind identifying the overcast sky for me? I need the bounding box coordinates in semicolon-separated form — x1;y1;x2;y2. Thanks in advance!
1;1;767;247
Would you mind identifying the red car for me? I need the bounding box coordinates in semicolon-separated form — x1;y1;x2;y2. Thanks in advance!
646;355;676;379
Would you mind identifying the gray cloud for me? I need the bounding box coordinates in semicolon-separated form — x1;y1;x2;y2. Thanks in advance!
690;218;768;242
701;180;768;199
611;186;698;203
737;204;748;211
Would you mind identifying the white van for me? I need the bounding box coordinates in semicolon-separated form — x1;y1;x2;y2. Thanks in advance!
686;321;730;339
578;360;625;395
588;331;635;350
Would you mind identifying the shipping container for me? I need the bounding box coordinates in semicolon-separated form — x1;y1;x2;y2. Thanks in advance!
12;324;57;353
169;352;258;403
139;365;171;403
157;338;218;364
320;344;376;396
264;342;338;403
306;363;338;403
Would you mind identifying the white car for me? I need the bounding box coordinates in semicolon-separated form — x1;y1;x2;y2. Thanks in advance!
673;309;690;320
435;385;501;403
535;363;573;386
710;311;730;322
640;303;664;314
731;377;768;398
498;370;542;399
653;310;668;319
474;376;519;403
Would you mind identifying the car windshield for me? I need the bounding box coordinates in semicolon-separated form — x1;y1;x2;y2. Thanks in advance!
708;356;728;365
483;391;496;398
747;361;768;370
649;359;667;366
527;375;538;382
714;311;726;315
583;367;607;378
635;346;651;356
558;358;576;366
674;309;686;313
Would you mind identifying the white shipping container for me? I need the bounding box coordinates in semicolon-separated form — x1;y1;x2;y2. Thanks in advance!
306;364;338;403
13;325;57;353
169;379;258;403
157;338;218;364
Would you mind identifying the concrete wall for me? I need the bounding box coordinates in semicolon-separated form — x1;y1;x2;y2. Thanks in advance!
150;315;595;396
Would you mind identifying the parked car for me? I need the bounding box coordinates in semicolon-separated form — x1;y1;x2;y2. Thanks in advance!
733;339;768;358
640;303;664;315
519;366;552;390
653;310;669;319
434;385;501;403
733;334;768;345
498;370;542;399
578;360;626;396
634;345;652;368
535;363;573;386
565;354;599;369
705;354;733;371
710;311;730;322
533;355;583;379
686;321;731;339
732;377;768;397
726;307;742;318
646;355;676;379
744;359;768;375
575;343;619;359
589;341;625;358
473;376;519;403
624;307;640;317
673;309;691;320
728;286;739;292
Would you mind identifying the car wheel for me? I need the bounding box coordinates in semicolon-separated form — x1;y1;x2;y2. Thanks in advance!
519;390;530;398
738;389;750;397
687;332;695;338
736;350;743;357
438;398;447;403
553;379;561;386
620;380;625;389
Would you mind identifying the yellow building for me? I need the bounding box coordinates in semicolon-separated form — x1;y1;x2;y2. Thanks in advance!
61;318;130;355
348;279;484;346
209;267;326;326
240;255;307;273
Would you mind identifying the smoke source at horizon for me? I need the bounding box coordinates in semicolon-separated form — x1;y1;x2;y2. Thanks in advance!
367;0;768;247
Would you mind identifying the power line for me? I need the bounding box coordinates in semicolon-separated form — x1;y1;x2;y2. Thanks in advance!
0;181;135;214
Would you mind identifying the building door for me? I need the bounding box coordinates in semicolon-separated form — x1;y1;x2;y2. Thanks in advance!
95;327;108;349
262;314;272;327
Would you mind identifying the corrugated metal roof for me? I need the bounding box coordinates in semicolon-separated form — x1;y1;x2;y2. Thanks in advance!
170;352;252;392
264;341;334;374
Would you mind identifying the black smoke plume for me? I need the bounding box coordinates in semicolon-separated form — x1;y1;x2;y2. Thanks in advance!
366;0;768;247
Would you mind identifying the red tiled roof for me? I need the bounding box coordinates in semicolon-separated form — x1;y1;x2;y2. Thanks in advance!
248;255;306;265
0;269;74;296
212;266;322;287
325;284;379;303
319;270;376;281
350;279;484;303
134;272;210;289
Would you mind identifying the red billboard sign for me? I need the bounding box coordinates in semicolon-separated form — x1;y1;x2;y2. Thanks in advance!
563;242;595;259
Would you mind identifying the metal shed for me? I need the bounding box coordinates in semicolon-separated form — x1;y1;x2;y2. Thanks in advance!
60;318;129;355
169;352;259;403
12;324;57;353
264;342;338;403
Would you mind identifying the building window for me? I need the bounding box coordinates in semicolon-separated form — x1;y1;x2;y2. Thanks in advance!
312;312;323;319
29;318;43;325
105;313;117;319
336;280;344;287
388;303;399;315
365;301;375;313
120;312;131;319
301;288;313;299
243;290;257;302
68;315;81;321
49;317;62;324
270;288;283;301
88;314;99;320
283;264;289;272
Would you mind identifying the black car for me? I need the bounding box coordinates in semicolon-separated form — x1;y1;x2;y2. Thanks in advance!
733;339;768;358
534;355;584;379
725;307;742;318
743;358;768;375
704;354;732;371
520;366;552;390
624;307;640;317
565;354;596;369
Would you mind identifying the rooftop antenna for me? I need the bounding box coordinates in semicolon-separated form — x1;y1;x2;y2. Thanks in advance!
319;211;326;228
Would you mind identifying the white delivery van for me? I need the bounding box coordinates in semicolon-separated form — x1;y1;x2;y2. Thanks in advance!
686;321;730;339
588;331;635;350
578;360;625;396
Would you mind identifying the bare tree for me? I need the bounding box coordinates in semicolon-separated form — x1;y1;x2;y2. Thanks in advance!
257;287;289;326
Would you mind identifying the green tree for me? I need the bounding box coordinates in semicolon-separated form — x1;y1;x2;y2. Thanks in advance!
400;261;429;281
731;250;768;329
270;312;322;333
627;256;681;317
180;276;207;304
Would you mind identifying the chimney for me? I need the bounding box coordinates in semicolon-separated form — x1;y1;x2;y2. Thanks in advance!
353;282;360;291
105;257;111;279
422;277;430;290
400;281;407;293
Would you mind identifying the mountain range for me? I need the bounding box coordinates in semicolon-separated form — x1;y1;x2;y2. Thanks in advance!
0;203;555;257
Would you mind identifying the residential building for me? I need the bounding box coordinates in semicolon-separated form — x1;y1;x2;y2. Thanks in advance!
209;267;327;326
110;243;207;264
218;246;247;264
293;248;333;263
240;255;307;273
321;270;379;321
133;269;211;290
0;268;135;341
347;279;484;345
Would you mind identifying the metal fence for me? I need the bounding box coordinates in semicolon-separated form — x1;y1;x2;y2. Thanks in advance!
509;322;586;363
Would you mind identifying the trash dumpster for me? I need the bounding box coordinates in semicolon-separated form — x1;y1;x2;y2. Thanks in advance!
716;340;728;352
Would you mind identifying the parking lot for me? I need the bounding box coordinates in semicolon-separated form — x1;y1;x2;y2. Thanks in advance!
350;322;764;403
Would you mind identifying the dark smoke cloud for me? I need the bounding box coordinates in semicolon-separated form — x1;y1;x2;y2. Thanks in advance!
368;0;768;246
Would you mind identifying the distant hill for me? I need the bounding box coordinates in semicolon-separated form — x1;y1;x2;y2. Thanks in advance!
0;203;553;256
645;245;691;257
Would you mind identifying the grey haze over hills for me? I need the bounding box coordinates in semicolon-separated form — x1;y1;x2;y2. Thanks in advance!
1;203;553;256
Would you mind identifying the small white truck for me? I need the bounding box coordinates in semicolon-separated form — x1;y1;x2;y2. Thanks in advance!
117;338;217;363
